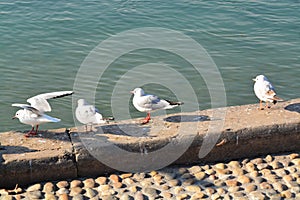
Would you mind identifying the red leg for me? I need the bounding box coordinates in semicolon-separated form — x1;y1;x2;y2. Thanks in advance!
34;125;39;135
142;112;151;124
25;127;35;137
259;100;264;110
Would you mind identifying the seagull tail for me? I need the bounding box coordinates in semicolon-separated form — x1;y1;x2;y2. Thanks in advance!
271;95;284;105
166;100;184;106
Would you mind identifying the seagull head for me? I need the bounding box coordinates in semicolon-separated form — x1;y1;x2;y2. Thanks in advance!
77;99;88;106
130;88;145;96
12;110;24;120
253;74;267;82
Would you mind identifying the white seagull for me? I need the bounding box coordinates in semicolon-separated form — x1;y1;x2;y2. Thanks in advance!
75;99;113;131
12;91;74;137
253;75;283;110
130;88;183;124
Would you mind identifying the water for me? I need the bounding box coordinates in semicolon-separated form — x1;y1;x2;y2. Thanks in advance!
0;0;299;132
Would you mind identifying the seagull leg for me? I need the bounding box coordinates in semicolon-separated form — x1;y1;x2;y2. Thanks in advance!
25;126;36;137
259;100;264;110
34;125;39;135
142;112;151;124
265;101;271;109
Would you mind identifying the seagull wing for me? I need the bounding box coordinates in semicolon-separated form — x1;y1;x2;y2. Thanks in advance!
12;103;42;116
27;91;73;112
139;94;170;111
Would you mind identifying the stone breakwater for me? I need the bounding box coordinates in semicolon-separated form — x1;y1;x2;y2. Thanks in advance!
0;152;299;199
0;99;299;189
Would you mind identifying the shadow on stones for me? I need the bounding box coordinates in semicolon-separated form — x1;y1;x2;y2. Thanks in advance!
164;115;210;123
284;103;300;113
0;146;36;163
93;123;151;137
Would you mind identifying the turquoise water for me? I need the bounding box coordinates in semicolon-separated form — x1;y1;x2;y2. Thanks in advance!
0;0;299;132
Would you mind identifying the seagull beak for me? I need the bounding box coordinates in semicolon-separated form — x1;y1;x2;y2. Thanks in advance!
12;116;17;120
130;91;134;94
252;78;256;82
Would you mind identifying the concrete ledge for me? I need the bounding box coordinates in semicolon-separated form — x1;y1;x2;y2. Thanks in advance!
0;99;299;188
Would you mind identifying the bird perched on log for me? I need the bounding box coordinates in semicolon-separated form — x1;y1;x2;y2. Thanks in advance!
131;87;183;124
253;75;283;110
12;91;73;137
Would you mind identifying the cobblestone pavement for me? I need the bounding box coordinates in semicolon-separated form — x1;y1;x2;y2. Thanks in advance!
0;152;299;200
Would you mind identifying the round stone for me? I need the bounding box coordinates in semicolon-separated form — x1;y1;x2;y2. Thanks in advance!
113;182;123;189
169;179;179;187
189;166;201;174
260;182;272;190
45;193;57;200
26;191;42;199
181;173;192;179
27;184;41;192
85;188;97;198
281;190;293;198
291;158;300;166
205;188;215;196
58;193;69;200
237;175;251;184
248;191;265;200
83;178;95;188
119;173;132;179
119;193;131;200
174;186;184;194
231;168;244;176
216;188;226;195
70;187;83;196
289;153;299;159
43;182;54;193
129;186;137;193
182;179;194;186
56;181;69;189
215;168;230;176
109;174;120;183
270;161;283;170
191;192;205;199
95;177;107;185
134;191;145;200
72;194;84;200
245;163;256;172
185;185;201;193
228;161;241;169
176;194;188;200
265;155;273;162
143;187;158;198
149;171;157;177
272;182;287;192
194;172;206;180
282;174;294;183
251;158;264;165
227;186;240;193
244;184;257;193
161;191;173;199
214;179;225;187
205;169;215;175
215;163;226;170
123;178;134;186
70;180;82;188
225;179;239;187
56;188;69;195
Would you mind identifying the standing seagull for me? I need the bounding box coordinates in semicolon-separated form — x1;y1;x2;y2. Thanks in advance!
253;75;283;110
75;99;113;131
131;88;183;124
12;91;73;137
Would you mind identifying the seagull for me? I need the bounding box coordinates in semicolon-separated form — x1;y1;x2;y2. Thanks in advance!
130;88;183;124
12;91;74;137
253;75;283;110
75;99;114;131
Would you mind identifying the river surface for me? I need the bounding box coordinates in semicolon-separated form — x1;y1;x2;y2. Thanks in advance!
0;0;299;132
